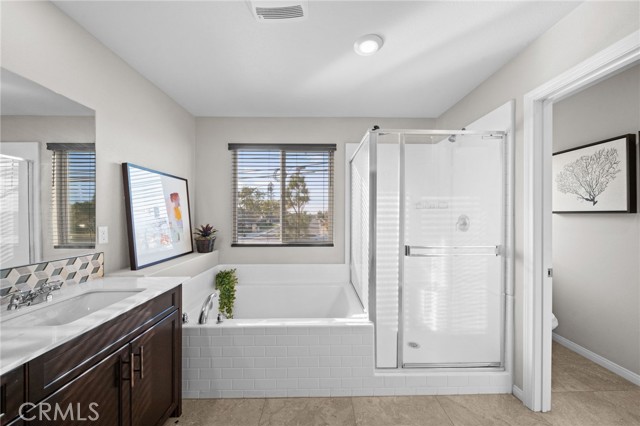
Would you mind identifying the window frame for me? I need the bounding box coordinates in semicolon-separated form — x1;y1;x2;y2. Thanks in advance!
229;143;336;247
48;142;96;249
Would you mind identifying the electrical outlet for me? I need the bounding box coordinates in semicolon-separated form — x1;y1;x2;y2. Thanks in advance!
98;226;109;244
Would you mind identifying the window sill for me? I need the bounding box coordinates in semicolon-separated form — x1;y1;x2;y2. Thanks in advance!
231;243;334;248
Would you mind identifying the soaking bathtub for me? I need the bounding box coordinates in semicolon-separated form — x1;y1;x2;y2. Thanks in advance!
180;264;512;398
182;265;366;324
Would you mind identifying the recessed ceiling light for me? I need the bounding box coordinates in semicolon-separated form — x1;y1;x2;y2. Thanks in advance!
354;34;383;56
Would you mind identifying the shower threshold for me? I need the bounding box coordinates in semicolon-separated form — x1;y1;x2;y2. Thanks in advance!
403;362;502;369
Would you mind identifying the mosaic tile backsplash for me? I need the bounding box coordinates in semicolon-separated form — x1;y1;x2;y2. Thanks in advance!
0;253;104;303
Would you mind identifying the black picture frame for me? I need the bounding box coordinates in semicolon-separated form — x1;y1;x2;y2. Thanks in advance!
552;134;637;213
122;163;193;270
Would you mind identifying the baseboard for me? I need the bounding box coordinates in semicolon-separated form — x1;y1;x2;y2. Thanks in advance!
552;333;640;386
512;385;524;402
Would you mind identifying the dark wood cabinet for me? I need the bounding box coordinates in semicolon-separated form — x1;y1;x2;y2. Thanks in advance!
0;366;25;426
130;309;181;426
0;285;181;426
28;346;129;426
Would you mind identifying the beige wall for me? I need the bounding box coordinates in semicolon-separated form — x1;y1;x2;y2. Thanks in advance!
552;65;640;374
195;117;433;264
1;1;196;272
436;1;640;389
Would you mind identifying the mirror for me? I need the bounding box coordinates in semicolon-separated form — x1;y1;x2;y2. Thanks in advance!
0;68;96;269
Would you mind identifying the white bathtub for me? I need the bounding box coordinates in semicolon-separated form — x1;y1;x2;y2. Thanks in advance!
180;264;511;399
182;264;366;324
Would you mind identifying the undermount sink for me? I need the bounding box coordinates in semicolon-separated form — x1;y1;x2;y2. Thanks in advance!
1;290;144;327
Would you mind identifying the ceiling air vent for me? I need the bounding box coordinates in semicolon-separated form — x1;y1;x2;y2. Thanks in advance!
250;1;308;22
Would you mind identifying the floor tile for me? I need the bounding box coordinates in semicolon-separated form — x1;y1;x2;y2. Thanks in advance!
163;399;265;426
352;396;452;426
552;361;638;392
258;397;355;426
592;390;640;417
551;342;591;366
163;344;639;426
436;394;552;426
540;391;640;426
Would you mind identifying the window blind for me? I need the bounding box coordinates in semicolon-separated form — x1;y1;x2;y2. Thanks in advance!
0;155;22;251
229;144;335;246
48;143;96;248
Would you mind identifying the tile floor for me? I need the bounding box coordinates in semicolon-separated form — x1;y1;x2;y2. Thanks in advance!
164;342;640;426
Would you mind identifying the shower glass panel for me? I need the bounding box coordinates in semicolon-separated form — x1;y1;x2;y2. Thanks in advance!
402;133;505;367
375;134;401;367
349;137;370;309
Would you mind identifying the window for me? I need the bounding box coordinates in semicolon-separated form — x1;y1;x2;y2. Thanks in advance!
0;154;29;266
48;143;96;248
229;144;335;246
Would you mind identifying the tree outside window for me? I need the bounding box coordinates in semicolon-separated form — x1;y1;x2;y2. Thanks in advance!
230;145;334;246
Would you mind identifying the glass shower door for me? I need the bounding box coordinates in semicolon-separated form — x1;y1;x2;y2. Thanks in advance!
402;134;505;367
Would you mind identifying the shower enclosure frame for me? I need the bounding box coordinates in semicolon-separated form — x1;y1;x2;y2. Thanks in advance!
349;127;514;371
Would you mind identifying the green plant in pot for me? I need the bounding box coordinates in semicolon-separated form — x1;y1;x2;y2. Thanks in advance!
193;224;217;253
216;269;237;319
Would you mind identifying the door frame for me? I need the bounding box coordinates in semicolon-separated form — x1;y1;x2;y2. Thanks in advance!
522;29;640;412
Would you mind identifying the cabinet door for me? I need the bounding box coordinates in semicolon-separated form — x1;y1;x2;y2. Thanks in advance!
130;309;180;426
1;366;25;426
27;345;130;426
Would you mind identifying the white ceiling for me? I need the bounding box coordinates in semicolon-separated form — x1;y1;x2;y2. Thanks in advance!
53;1;579;118
1;68;94;116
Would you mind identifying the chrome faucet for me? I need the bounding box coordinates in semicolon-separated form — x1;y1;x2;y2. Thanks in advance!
6;291;29;311
31;281;62;304
5;281;62;311
199;292;219;324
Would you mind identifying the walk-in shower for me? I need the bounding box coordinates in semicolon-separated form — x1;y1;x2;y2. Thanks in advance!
350;128;512;370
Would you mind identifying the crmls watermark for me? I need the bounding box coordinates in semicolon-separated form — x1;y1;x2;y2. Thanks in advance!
19;402;100;422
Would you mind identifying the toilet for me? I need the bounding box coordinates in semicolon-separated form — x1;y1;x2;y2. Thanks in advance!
552;313;559;330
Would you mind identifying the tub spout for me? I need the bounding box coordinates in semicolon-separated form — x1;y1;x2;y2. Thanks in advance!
199;292;218;324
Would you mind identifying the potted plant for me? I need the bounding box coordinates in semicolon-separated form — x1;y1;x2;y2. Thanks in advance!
193;224;217;253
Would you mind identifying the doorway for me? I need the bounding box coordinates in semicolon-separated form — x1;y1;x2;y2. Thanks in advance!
522;29;640;411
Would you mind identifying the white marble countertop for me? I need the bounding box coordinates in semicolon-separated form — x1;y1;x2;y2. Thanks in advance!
0;276;185;376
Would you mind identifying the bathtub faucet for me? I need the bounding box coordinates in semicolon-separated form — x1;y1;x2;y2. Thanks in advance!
199;292;218;324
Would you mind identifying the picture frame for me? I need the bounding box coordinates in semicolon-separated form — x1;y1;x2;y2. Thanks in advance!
552;134;637;213
122;163;193;269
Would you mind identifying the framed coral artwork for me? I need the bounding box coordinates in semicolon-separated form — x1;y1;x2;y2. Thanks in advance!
122;163;193;269
552;134;637;213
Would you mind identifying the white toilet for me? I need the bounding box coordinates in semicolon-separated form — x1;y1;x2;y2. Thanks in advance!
552;313;559;330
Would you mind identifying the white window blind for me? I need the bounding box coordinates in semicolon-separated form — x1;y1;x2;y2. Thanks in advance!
48;143;96;248
0;155;23;262
229;144;335;246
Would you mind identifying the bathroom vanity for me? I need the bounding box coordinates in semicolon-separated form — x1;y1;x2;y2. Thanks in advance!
0;277;183;426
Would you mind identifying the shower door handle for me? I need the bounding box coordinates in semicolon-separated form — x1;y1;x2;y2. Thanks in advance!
404;245;500;257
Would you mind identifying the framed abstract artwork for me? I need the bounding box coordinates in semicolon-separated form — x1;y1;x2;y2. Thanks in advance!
122;163;193;269
552;134;637;213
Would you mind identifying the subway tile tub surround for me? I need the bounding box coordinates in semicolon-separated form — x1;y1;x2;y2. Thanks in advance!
182;324;512;398
181;265;512;398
